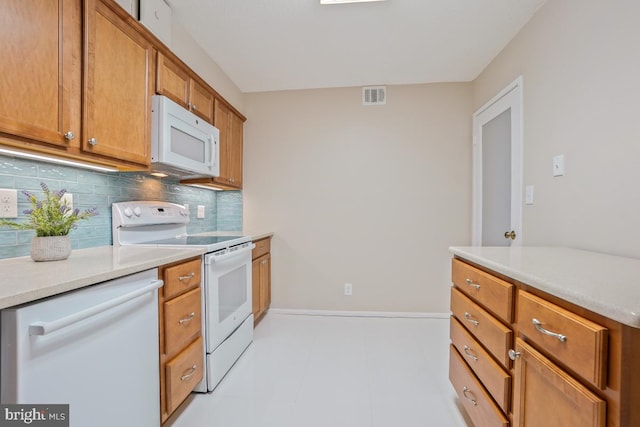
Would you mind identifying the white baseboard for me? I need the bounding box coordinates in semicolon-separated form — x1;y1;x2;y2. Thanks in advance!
267;308;449;319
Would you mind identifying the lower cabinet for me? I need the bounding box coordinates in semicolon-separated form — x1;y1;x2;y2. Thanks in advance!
252;236;272;325
512;338;606;427
159;257;203;423
449;256;640;427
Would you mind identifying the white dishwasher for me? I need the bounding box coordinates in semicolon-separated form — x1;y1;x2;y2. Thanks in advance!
1;269;163;427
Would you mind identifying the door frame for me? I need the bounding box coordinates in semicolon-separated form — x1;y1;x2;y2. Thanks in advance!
472;76;523;246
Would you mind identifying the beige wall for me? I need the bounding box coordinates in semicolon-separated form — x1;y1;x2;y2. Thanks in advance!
243;84;473;313
473;0;640;257
170;22;244;111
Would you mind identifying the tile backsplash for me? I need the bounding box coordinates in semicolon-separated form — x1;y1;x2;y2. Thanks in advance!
0;155;242;259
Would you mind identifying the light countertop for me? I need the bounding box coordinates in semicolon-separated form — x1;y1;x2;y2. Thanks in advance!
449;246;640;328
0;246;205;310
193;230;274;241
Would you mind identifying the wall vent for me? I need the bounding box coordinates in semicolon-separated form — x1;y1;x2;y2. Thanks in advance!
362;86;387;106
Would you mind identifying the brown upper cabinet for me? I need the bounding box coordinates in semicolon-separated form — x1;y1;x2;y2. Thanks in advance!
156;52;215;124
0;0;153;169
214;99;244;188
0;0;244;177
83;0;154;167
0;0;82;151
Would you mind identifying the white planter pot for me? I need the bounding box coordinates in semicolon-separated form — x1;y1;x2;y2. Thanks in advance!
30;235;72;262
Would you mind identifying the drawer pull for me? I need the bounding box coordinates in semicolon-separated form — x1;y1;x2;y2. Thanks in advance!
463;345;479;362
464;312;480;327
462;386;478;406
532;318;567;342
180;364;197;381
465;278;481;290
179;272;196;281
178;312;196;324
508;349;521;360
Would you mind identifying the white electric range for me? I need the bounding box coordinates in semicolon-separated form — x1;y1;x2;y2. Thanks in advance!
112;201;254;392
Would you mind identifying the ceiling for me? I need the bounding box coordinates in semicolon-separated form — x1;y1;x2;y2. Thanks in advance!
167;0;546;93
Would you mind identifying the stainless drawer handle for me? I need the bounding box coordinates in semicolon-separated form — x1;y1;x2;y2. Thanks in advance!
508;349;521;360
181;364;197;381
532;318;567;342
464;312;479;327
462;386;477;406
465;278;481;290
179;312;196;324
463;345;479;362
179;272;196;281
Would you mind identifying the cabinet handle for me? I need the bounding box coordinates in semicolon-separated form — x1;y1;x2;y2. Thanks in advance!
504;230;516;240
508;349;521;360
463;345;479;362
179;272;195;281
464;312;479;327
64;131;75;141
88;137;98;146
178;312;196;324
462;387;477;406
464;278;480;290
180;364;197;381
532;318;567;342
261;260;267;265
192;104;197;111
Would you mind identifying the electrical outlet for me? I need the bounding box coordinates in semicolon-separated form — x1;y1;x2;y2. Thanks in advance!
344;283;353;296
61;193;73;210
197;205;205;219
0;189;18;218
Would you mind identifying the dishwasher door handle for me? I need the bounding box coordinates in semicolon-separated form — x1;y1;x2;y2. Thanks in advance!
28;279;164;336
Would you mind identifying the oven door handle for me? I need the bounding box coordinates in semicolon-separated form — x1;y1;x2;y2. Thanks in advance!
206;243;255;264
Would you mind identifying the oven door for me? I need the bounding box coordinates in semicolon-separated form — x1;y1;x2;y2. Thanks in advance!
204;245;254;353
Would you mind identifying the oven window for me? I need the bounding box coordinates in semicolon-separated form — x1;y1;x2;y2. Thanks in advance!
218;265;248;323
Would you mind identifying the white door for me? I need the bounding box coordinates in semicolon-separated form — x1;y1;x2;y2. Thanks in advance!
472;77;523;246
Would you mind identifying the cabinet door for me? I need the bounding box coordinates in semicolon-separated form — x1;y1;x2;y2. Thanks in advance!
512;338;606;427
213;99;232;185
156;52;190;109
83;0;152;166
228;110;244;187
252;257;261;318
189;79;215;124
0;0;81;148
259;254;271;313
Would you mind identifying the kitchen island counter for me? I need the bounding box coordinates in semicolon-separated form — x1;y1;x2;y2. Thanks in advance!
0;245;205;309
449;246;640;328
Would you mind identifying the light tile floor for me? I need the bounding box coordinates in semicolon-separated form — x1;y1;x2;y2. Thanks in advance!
166;314;469;427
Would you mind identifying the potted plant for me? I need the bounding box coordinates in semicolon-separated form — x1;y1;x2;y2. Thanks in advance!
0;182;98;261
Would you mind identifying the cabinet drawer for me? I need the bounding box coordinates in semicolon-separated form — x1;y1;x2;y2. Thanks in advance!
164;287;202;356
451;287;513;368
163;258;202;300
452;259;514;323
449;345;509;427
252;237;270;259
517;290;608;389
450;316;511;412
166;336;204;414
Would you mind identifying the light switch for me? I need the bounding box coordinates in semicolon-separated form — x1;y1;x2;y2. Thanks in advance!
525;185;534;205
197;205;205;219
553;155;565;177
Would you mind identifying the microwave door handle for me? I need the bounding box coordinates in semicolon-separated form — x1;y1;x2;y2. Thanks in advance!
206;136;214;168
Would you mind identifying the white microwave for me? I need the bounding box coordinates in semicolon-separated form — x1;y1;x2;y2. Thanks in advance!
150;95;219;178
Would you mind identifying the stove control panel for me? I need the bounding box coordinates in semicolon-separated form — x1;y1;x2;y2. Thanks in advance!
112;201;190;228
